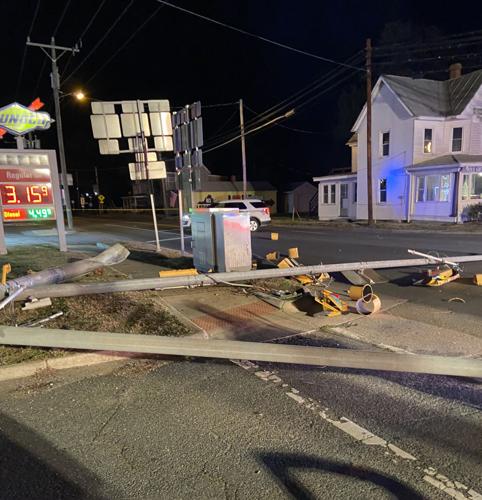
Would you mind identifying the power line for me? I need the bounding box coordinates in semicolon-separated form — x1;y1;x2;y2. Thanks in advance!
62;0;135;86
204;110;295;154
53;0;72;36
15;0;42;98
62;0;109;76
244;104;327;135
154;0;365;71
205;67;358;155
205;56;362;147
33;0;72;97
207;108;239;141
85;3;163;85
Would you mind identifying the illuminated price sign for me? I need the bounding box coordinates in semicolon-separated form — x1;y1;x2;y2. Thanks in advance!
0;184;53;205
0;163;56;223
0;150;66;253
2;207;55;221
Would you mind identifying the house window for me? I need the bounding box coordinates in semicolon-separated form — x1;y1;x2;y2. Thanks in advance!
417;176;425;202
423;128;433;153
353;182;357;202
462;173;482;199
381;132;390;157
322;184;336;204
378;178;387;203
452;127;463;152
417;174;450;202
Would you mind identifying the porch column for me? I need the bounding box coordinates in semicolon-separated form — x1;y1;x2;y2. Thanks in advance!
406;172;413;223
452;170;462;223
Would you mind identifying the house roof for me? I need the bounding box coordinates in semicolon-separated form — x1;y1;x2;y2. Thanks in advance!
282;181;316;192
352;69;482;131
383;70;482;117
313;173;357;182
412;154;482;168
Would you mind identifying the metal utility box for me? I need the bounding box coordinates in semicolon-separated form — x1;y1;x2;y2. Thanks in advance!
191;208;252;273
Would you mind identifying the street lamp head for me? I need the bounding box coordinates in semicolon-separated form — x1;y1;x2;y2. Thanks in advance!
74;90;85;101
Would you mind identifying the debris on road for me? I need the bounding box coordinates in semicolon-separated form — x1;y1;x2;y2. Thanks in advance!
356;294;382;315
473;274;482;286
1;243;130;298
22;297;53;311
448;297;466;304
20;311;64;327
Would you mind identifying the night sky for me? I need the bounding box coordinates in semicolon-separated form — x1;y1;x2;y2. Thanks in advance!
2;0;481;201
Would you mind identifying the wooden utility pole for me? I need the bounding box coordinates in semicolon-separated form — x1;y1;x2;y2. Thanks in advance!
239;99;247;198
26;37;79;230
366;38;374;225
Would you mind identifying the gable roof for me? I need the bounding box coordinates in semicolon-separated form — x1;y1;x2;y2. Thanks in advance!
352;69;482;131
383;70;482;117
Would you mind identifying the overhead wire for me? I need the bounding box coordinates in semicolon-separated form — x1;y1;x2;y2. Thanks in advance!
52;0;72;36
204;55;363;148
62;0;109;77
204;66;359;154
85;3;164;85
33;0;72;96
243;104;327;135
62;0;135;86
154;0;365;71
15;0;42;99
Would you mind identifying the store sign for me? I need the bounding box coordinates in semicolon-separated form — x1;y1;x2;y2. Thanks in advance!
0;153;57;222
0;102;51;136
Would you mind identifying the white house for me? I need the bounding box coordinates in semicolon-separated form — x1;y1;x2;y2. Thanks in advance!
314;64;482;222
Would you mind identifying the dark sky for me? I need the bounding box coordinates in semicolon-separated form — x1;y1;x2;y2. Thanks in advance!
2;0;481;199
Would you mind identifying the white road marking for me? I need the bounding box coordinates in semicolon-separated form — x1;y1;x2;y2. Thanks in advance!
231;360;481;499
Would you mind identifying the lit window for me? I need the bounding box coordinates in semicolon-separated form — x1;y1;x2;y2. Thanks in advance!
423;129;433;153
381;132;390;156
452;127;463;152
378;178;387;203
463;173;482;199
417;174;451;202
330;184;336;204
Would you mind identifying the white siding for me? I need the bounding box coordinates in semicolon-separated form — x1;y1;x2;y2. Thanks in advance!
355;82;414;221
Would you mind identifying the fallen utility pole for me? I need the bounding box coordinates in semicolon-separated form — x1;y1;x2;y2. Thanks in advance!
0;326;480;378
14;253;482;301
1;244;129;297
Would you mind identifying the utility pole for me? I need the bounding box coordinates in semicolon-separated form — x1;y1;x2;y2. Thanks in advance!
239;98;247;199
94;166;100;193
366;38;374;226
26;37;79;230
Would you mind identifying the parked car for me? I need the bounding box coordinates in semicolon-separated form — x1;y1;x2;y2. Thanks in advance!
182;198;271;231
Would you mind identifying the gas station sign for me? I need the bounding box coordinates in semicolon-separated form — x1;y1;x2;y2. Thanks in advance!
0;150;66;253
0;102;51;136
0;157;56;222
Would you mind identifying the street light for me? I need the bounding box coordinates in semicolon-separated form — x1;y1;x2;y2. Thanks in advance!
74;90;85;101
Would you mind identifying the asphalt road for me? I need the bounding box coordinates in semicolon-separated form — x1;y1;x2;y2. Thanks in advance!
2;216;481;499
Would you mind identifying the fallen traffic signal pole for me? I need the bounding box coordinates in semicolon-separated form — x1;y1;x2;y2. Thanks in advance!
0;326;481;378
13;251;482;301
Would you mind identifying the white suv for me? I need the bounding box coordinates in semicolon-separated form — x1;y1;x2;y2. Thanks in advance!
182;198;271;231
216;199;271;231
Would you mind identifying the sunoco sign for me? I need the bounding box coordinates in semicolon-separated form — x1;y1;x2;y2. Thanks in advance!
0;102;51;135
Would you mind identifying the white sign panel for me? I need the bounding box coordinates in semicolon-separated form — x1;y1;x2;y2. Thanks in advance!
90;114;122;139
99;139;120;155
154;136;174;152
149;112;173;136
120;113;151;137
129;161;166;180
